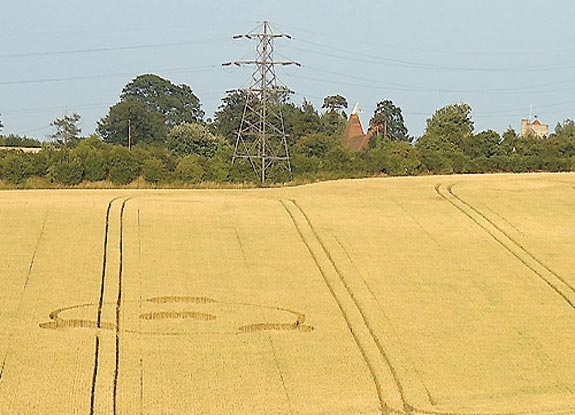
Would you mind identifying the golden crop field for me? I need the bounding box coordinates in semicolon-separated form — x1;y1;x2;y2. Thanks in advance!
1;172;574;415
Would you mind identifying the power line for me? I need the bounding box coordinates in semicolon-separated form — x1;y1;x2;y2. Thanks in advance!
283;24;575;58
288;38;575;73
285;66;575;96
0;65;218;87
0;38;228;59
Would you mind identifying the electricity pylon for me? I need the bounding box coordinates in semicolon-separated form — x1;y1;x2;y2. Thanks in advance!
223;21;300;185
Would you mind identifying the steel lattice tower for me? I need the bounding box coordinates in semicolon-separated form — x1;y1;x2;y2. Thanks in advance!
223;21;300;185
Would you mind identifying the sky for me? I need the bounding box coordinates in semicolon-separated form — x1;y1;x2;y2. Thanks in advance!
1;0;575;139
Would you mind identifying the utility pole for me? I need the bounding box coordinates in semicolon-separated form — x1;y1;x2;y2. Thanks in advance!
384;120;388;140
223;21;300;185
128;119;132;150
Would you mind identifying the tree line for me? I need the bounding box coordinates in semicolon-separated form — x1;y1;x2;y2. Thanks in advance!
1;74;575;187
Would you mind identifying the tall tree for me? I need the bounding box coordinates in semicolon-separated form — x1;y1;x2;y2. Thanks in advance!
0;113;3;133
462;130;501;159
167;123;228;158
424;103;474;149
121;74;204;128
98;101;167;146
50;113;81;146
369;100;409;142
554;119;575;138
322;95;348;114
213;89;290;145
282;99;323;144
213;90;252;144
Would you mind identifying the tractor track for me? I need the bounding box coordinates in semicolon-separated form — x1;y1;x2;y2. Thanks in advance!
447;184;575;296
282;196;575;415
90;197;119;415
89;197;129;415
289;199;411;413
435;184;575;313
113;198;129;415
281;199;402;415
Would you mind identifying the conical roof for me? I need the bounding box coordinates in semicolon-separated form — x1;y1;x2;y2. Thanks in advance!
343;113;369;151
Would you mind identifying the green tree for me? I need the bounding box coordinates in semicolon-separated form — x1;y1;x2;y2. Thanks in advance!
0;113;3;133
50;113;81;146
1;134;42;148
369;100;410;142
462;130;501;159
121;74;204;128
424;103;474;149
203;147;232;182
294;133;335;159
367;139;421;176
48;151;84;185
283;99;323;143
213;90;296;146
322;95;348;113
73;138;109;181
0;151;27;184
108;146;139;185
292;133;338;176
320;110;347;137
98;101;168;146
142;158;165;184
212;90;251;144
175;155;204;183
554;119;575;138
415;134;467;174
167;123;229;158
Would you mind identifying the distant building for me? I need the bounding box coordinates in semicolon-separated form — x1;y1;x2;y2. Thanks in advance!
343;103;371;151
521;118;549;138
0;146;42;153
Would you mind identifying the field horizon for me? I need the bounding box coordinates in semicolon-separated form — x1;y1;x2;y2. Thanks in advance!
1;172;574;414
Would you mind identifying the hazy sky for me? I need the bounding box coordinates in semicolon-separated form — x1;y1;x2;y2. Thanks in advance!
1;0;574;139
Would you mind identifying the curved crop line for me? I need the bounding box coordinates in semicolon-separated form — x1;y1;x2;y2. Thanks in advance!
138;311;217;321
448;184;575;296
227;301;306;325
279;199;389;414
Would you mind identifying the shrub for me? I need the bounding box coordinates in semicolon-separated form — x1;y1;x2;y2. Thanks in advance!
108;147;139;185
142;158;165;184
0;152;27;184
175;155;204;183
167;123;228;158
49;154;84;185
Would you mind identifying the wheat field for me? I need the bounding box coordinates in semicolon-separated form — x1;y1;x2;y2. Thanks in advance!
0;173;574;414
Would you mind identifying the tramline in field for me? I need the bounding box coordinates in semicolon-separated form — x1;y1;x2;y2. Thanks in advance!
0;173;574;414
